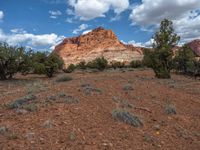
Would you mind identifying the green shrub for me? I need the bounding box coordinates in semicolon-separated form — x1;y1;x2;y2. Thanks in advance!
0;42;25;80
63;64;76;73
173;45;195;74
111;61;125;69
130;60;143;68
112;109;143;127
87;57;108;71
56;75;73;82
30;52;64;78
76;61;87;69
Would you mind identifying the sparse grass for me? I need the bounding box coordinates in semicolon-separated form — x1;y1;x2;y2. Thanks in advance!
112;109;143;127
0;126;8;135
43;120;53;128
165;104;177;115
55;75;73;82
57;92;66;98
62;95;79;104
23;103;38;112
68;132;76;141
112;97;133;109
7;133;19;140
81;83;102;95
7;94;37;110
45;92;79;105
123;84;134;92
26;81;47;94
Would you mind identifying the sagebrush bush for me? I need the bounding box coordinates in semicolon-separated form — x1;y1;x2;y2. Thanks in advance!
112;109;143;127
55;75;73;82
165;104;176;115
8;94;37;109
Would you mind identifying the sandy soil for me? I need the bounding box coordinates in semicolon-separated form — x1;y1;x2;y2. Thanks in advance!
0;68;200;150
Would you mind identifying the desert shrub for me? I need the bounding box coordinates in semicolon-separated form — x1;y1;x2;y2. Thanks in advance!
123;84;134;92
112;109;143;127
63;64;76;73
149;19;180;78
142;48;154;68
111;61;125;69
194;60;200;78
173;45;195;74
44;53;64;77
0;42;25;80
130;60;143;68
76;61;87;69
87;57;108;71
0;126;8;135
55;75;73;82
7;94;37;111
165;104;176;115
30;52;63;78
62;95;79;104
81;83;102;95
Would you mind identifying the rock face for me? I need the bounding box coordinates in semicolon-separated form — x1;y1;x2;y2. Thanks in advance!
53;27;143;67
187;39;200;57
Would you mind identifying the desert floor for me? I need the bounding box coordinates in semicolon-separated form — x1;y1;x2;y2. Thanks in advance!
0;68;200;150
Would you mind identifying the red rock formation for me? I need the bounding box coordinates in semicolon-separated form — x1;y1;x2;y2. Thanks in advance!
187;39;200;57
53;27;143;67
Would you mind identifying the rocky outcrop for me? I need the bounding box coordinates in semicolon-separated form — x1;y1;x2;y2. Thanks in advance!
53;27;143;67
187;39;200;57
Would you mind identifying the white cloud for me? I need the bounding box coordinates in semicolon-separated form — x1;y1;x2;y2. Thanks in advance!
68;0;129;20
129;0;200;43
66;8;74;15
72;24;89;34
11;28;27;34
43;0;66;4
65;18;73;23
49;10;62;19
121;39;154;48
0;28;65;51
82;29;92;35
0;11;4;20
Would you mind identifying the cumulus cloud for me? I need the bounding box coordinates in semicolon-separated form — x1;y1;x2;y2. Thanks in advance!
0;28;65;51
42;0;67;4
0;11;4;20
82;29;92;35
122;39;154;48
129;0;200;43
72;24;89;34
49;10;62;19
68;0;129;20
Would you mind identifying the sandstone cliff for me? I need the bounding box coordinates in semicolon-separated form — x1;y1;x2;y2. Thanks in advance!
187;39;200;57
53;27;143;67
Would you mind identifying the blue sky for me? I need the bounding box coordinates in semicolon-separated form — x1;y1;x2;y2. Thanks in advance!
0;0;200;51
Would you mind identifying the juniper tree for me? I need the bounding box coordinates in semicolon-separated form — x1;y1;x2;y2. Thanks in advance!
151;19;180;78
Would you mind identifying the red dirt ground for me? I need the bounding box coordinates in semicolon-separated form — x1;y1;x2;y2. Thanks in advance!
0;69;200;150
